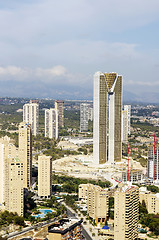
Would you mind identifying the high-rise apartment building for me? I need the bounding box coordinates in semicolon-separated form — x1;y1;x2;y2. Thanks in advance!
88;106;93;121
0;136;24;216
23;100;39;136
19;122;32;189
55;100;64;127
147;144;159;182
7;158;24;216
80;103;89;132
114;184;139;240
45;108;58;140
38;155;52;198
124;105;131;135
93;72;122;164
87;184;109;224
122;110;128;143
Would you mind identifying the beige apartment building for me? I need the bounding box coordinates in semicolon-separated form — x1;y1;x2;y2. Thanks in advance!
0;136;24;216
114;184;139;240
87;184;109;224
139;187;159;214
78;183;93;202
55;100;64;127
19;122;32;189
23;100;39;136
93;72;122;164
45;108;58;139
38;155;52;197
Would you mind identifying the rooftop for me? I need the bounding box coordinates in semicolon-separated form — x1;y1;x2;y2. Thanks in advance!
48;218;82;235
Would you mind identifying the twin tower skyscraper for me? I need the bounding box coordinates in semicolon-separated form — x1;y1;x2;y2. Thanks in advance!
93;72;122;164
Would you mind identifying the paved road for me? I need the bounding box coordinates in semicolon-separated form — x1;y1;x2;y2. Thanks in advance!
81;226;93;240
65;205;93;240
5;219;55;239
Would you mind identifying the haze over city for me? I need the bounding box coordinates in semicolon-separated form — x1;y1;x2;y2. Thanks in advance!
0;0;159;101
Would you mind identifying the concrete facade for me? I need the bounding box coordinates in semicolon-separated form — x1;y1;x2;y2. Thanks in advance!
45;108;58;140
19;122;32;189
114;184;139;240
124;105;131;135
38;155;52;197
78;183;93;201
0;136;24;216
23;101;39;136
139;187;159;214
55;100;64;128
148;145;159;182
80;103;89;132
122;110;128;143
87;184;109;224
93;72;122;164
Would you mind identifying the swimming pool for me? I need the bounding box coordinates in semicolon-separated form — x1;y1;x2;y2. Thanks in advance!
33;209;53;218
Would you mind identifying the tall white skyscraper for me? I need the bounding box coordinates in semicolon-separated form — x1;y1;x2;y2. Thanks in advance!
88;106;93;121
122;110;128;143
148;144;159;182
124;105;131;135
23;100;39;136
45;108;58;140
80;103;89;132
93;72;122;164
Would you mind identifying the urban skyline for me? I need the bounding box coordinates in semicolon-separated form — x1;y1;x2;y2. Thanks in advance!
0;1;159;239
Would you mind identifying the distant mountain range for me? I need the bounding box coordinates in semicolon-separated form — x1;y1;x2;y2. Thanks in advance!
123;91;159;104
0;80;159;104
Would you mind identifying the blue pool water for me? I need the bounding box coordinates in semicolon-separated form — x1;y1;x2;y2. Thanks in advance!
33;209;53;218
138;228;147;233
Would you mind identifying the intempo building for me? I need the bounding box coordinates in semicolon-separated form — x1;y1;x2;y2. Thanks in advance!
93;72;122;164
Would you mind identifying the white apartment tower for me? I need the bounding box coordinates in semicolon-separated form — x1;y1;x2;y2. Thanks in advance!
80;103;89;132
23;100;39;136
114;184;139;240
38;155;52;197
19;122;32;189
93;72;122;164
45;108;58;140
148;144;159;182
122;110;128;143
124;105;131;135
88;106;93;121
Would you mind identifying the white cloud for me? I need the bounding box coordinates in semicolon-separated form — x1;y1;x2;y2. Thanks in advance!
0;1;159;97
0;65;67;81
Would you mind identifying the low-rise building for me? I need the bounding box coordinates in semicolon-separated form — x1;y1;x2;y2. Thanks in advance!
122;169;143;183
139;187;159;214
48;218;83;240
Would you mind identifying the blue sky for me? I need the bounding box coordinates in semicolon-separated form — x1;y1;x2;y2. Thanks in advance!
0;0;159;99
